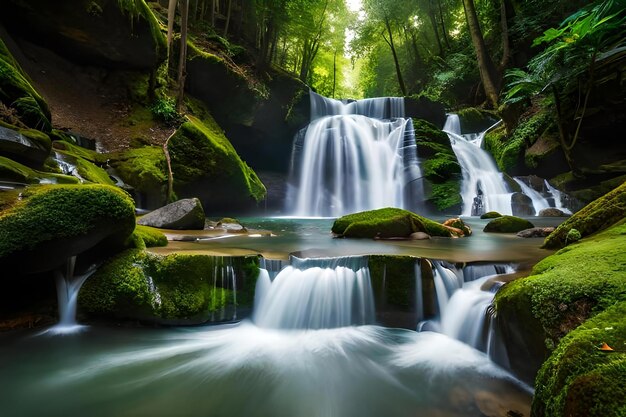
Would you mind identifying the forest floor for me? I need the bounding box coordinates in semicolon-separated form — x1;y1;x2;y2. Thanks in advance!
14;39;173;152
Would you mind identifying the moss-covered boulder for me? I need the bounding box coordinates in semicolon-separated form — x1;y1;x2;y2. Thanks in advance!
456;107;498;133
169;115;266;212
413;119;462;213
532;302;626;417
78;250;259;324
0;123;51;167
484;216;534;233
51;141;116;185
1;0;166;69
128;224;167;249
0;184;135;273
0;38;51;131
480;211;502;219
543;181;626;249
0;155;79;185
331;207;453;238
495;219;626;384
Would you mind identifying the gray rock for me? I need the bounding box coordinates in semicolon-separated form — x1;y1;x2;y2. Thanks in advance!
138;198;205;230
516;227;556;238
410;232;431;240
0;125;50;166
511;192;535;216
538;208;566;217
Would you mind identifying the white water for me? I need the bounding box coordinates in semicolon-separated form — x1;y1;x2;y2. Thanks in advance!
253;256;375;329
444;115;513;216
288;92;422;217
44;257;97;335
513;178;549;215
545;179;572;214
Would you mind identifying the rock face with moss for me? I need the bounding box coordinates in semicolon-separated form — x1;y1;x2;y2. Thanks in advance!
1;0;166;69
331;207;454;238
169;115;266;212
79;251;259;324
456;107;498;133
138;198;205;230
413;119;462;213
543;180;626;249
495;219;626;386
483;216;534;233
0;184;135;273
0;123;51;167
0;38;51;131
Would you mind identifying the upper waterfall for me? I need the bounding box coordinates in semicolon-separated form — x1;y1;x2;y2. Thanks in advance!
287;92;423;217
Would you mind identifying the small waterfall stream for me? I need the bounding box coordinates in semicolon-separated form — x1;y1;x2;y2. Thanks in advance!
287;92;422;217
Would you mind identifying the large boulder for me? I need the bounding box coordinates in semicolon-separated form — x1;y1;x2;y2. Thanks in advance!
0;0;166;69
78;250;259;325
0;38;51;131
0;124;51;167
516;227;555;238
511;192;535;216
0;155;79;185
138;198;205;230
543;181;626;249
484;216;534;233
0;184;135;273
168;115;266;212
331;207;454;239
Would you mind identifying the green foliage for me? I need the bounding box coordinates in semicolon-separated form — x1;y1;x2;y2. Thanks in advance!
130;224;168;248
0;184;135;259
565;228;582;245
543;180;626;249
429;180;463;211
150;97;183;125
331;207;452;238
483;215;534;233
532;302;626;417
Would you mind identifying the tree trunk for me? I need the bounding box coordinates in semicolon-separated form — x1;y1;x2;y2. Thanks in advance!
332;49;337;98
463;0;500;107
383;17;407;96
210;0;215;26
177;0;189;112
223;0;232;37
499;0;511;70
437;0;450;49
167;0;177;70
428;0;443;56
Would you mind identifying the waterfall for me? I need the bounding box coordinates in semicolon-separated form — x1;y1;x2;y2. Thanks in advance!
253;256;375;329
210;257;239;322
444;114;512;216
545;179;572;214
287;92;422;217
513;177;549;215
45;257;97;335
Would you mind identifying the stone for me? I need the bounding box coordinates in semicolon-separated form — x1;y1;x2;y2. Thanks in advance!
410;232;431;240
517;227;556;238
538;208;566;217
138;198;205;230
511;192;535;216
442;218;472;236
484;216;535;233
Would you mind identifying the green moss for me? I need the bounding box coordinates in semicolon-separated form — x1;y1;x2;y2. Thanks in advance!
169;115;266;202
0;155;79;184
428;180;463;211
107;145;167;197
456;107;497;132
113;0;167;60
0;120;52;156
52;140;102;163
543;181;626;249
423;153;461;181
496;220;626;348
483;215;534;233
369;255;417;309
0;38;51;131
480;211;502;219
332;207;452;238
131;224;167;248
79;251;260;323
413;119;449;147
0;184;136;259
532;302;626;417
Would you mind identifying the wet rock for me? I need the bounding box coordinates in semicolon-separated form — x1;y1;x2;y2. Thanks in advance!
442;218;472;236
511;192;535;216
481;211;502;219
484;216;535;233
410;232;431;240
538;208;566;217
517;227;555;238
138;198;205;230
0;124;51;166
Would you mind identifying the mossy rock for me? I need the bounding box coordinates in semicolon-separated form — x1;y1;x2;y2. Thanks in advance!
495;220;626;383
543;181;626;249
0;122;52;167
426;179;463;213
480;211;502;219
168;115;266;212
456;107;498;133
2;0;166;69
127;224;167;249
0;38;51;131
0;155;79;185
442;218;472;236
52;144;115;185
532;302;626;417
483;216;534;233
79;250;260;324
331;207;453;238
0;184;135;273
484;125;525;174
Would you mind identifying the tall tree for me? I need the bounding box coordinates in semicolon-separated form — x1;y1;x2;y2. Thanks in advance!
177;0;190;112
167;0;177;71
462;0;500;107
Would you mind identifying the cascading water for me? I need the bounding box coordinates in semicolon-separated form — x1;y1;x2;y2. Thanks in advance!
253;256;375;329
513;177;549;215
287;92;422;217
444;114;513;216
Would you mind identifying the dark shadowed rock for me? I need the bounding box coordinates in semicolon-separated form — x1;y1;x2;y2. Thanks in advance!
538;208;566;217
511;192;535;216
0;124;51;166
517;227;555;238
138;198;205;230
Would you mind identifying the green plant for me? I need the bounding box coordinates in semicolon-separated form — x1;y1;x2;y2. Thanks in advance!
150;97;183;125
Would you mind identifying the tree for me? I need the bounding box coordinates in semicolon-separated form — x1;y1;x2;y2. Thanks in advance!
167;0;177;71
177;0;190;112
462;0;500;107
